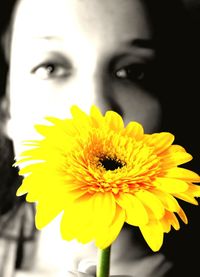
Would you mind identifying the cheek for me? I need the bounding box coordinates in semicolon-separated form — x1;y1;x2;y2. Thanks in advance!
113;87;162;133
9;67;96;118
7;73;68;156
7;73;95;156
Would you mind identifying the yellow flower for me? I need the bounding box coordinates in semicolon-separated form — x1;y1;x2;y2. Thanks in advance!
16;105;200;251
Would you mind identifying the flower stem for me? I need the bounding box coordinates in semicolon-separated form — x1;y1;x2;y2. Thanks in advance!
97;246;111;277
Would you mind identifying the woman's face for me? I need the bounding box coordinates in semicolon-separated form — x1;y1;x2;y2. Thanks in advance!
6;0;164;271
7;0;161;156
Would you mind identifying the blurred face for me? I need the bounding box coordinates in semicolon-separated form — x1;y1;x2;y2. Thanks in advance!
8;0;161;157
6;0;164;272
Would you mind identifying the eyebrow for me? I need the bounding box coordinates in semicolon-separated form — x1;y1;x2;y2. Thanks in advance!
34;36;155;46
131;39;155;49
33;36;63;41
32;36;156;55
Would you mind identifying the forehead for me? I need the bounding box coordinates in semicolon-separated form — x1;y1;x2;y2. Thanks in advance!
12;0;152;42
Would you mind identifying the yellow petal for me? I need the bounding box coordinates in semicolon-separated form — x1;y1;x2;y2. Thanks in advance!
26;188;44;202
116;193;148;225
35;198;64;229
135;190;165;219
169;212;180;230
18;163;45;175
60;210;93;242
105;110;124;131
17;174;45;198
160;212;171;233
90;105;104;127
177;207;188;224
151;189;180;212
92;192;116;227
164;167;200;182
188;183;200;197
95;205;125;249
140;221;164;252
70;106;91;134
173;192;198;205
34;124;54;137
161;146;192;167
161;211;180;232
70;105;88;120
145;132;174;154
16;181;29;197
123;121;144;140
155;177;188;193
60;195;95;241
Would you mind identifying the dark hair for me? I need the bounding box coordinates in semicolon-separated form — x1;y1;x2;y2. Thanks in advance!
0;13;30;270
141;2;200;275
144;0;200;170
0;0;17;97
0;0;199;275
0;0;25;218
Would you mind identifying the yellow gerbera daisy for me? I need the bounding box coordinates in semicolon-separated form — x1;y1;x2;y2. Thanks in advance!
16;105;200;251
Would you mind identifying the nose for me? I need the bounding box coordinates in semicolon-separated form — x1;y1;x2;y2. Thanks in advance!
72;72;123;117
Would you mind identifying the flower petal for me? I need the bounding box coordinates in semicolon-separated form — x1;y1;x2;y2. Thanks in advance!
161;211;180;232
177;207;188;224
160;212;171;233
151;189;180;212
35;194;65;229
145;132;174;154
135;190;165;220
90;105;104;127
155;177;188;193
116;193;148;225
95;205;125;249
105;110;124;131
140;221;164;251
173;192;199;205
188;183;200;197
161;146;192;167
92;192;116;227
60;211;94;243
169;212;180;230
60;195;95;242
164;167;200;182
123;121;144;140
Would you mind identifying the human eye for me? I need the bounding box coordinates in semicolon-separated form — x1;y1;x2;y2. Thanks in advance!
115;63;149;84
30;57;72;80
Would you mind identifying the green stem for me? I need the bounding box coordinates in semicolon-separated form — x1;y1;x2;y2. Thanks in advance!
96;246;111;277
